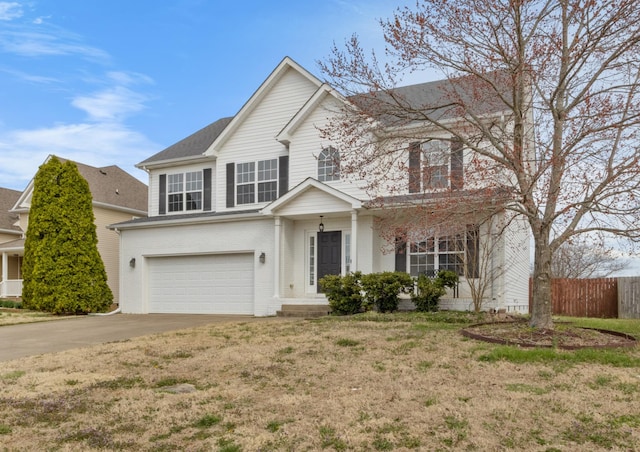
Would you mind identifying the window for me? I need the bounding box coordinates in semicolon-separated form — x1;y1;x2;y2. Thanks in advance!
409;139;463;193
421;141;449;189
168;171;203;212
258;159;278;202
236;159;278;205
408;228;478;277
318;146;340;181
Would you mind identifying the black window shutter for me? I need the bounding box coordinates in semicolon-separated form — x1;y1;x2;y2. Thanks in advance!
279;155;289;197
159;174;166;215
450;138;464;190
408;143;421;193
395;237;407;272
466;225;479;278
226;163;235;208
203;168;212;211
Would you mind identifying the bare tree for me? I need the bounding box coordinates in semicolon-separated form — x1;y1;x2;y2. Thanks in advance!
320;0;640;329
552;240;630;279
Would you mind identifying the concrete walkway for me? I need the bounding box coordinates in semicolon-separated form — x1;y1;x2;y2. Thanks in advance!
0;314;261;362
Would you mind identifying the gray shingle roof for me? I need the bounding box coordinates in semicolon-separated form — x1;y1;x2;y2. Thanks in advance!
138;117;233;166
0;187;21;233
351;71;512;128
136;71;510;167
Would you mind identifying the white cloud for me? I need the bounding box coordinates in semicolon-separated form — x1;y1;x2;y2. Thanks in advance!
0;27;110;61
0;122;157;190
0;2;22;21
72;86;149;122
0;66;59;84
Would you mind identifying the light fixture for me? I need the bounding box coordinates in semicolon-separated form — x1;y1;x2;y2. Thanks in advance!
259;252;266;264
318;215;324;233
129;258;136;268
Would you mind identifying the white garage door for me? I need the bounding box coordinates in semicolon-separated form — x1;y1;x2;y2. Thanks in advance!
148;253;254;314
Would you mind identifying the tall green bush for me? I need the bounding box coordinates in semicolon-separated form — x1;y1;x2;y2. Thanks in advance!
22;157;113;314
411;270;459;312
319;271;363;315
360;271;413;313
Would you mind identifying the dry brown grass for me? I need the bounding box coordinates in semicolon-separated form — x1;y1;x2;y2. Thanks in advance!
1;313;640;451
0;308;73;326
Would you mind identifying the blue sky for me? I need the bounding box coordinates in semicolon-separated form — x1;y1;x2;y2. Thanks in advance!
0;0;406;191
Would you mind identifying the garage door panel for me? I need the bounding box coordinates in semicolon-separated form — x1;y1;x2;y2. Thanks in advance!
148;254;254;314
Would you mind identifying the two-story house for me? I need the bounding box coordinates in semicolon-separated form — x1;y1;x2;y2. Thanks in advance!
112;57;530;316
3;157;148;302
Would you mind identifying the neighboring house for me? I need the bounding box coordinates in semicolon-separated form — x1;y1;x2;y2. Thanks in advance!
5;156;148;302
0;187;23;298
112;57;530;316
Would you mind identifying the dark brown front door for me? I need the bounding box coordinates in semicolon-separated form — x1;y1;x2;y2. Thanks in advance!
317;231;341;292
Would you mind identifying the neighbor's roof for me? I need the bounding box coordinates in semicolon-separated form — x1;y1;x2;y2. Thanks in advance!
0;187;21;233
68;160;148;213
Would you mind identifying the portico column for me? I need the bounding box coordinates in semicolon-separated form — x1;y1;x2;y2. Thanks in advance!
1;252;7;297
273;216;281;298
351;210;358;272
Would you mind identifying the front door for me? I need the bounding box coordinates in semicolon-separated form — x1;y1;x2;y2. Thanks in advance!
317;231;342;292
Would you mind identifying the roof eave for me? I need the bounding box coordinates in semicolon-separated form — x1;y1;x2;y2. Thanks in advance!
136;154;213;171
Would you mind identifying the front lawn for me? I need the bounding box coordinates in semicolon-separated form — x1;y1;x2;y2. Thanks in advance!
0;313;639;450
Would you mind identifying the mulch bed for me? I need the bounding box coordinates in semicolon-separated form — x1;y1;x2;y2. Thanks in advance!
461;320;637;349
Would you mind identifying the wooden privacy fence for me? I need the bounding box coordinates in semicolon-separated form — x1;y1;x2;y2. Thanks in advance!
618;277;640;319
529;278;619;318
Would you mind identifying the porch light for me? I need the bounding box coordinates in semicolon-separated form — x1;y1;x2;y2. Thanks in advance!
318;216;324;233
259;252;266;264
129;258;136;268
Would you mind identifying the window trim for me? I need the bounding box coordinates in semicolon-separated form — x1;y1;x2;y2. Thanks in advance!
318;146;340;182
166;170;204;213
235;158;279;205
420;140;450;190
407;227;479;278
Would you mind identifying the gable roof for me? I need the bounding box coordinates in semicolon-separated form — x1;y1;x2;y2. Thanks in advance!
138;57;324;168
0;187;21;234
12;156;148;215
261;177;364;217
205;56;323;157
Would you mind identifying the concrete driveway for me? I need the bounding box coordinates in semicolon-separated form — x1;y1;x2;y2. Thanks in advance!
0;314;261;362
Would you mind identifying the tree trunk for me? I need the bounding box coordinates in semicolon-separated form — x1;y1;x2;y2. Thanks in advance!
530;237;554;329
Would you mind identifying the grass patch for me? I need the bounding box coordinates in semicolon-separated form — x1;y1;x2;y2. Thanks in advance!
478;345;640;367
91;376;144;390
564;317;640;338
335;338;360;347
1;370;25;382
319;425;347;450
562;412;640;449
193;414;221;428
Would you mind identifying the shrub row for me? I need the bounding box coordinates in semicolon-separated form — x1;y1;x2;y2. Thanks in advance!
320;270;458;315
0;299;23;309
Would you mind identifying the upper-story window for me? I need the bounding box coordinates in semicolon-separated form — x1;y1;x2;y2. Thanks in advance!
318;146;340;182
421;141;449;189
409;139;463;193
236;158;278;205
168;171;202;212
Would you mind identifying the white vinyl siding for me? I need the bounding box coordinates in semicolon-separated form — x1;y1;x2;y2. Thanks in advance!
216;68;318;211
